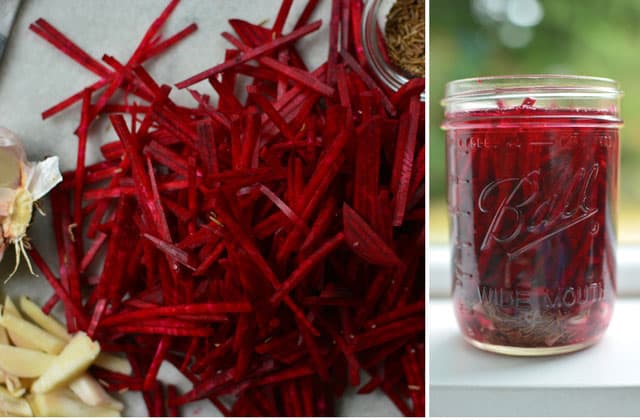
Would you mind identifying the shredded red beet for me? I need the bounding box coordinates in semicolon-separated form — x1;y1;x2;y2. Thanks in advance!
30;0;424;416
447;106;617;349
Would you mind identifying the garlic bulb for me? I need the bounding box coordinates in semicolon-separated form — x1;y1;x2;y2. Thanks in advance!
0;128;62;279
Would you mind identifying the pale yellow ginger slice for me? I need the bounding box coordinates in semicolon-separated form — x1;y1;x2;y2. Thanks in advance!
0;305;8;346
0;313;65;355
27;388;120;417
2;296;32;349
0;371;25;398
19;296;71;341
0;296;126;416
69;373;124;411
93;353;133;375
0;385;32;417
0;323;8;345
31;332;100;394
17;378;34;389
4;376;25;398
0;344;55;378
9;295;131;378
2;297;20;318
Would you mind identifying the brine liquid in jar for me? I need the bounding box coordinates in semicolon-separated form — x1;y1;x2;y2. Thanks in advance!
442;75;622;356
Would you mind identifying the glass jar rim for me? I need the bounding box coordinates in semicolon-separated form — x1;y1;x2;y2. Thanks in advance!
362;0;426;101
442;74;623;105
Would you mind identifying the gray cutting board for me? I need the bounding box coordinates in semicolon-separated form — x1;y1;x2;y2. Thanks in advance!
0;0;402;416
0;0;21;60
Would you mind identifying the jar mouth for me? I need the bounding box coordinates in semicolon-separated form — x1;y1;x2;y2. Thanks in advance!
362;0;409;92
441;74;623;122
362;0;425;100
443;74;623;105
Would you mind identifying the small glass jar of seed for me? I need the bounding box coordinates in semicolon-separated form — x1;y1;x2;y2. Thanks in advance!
362;0;425;93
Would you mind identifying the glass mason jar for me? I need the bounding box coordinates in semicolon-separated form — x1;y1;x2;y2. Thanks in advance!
442;75;622;356
362;0;425;99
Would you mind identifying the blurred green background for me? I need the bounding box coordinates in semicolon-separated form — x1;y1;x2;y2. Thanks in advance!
430;0;640;243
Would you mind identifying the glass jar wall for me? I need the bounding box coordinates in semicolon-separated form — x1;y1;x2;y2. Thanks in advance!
442;75;622;356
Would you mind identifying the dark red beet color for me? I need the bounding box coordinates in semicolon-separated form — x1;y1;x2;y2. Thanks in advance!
29;0;424;416
446;106;618;349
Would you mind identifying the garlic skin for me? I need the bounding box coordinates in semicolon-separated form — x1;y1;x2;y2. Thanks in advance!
0;127;62;277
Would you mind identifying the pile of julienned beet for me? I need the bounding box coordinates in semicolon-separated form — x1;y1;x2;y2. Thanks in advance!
27;0;425;416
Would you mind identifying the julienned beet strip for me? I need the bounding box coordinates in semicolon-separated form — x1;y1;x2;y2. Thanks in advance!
449;105;617;349
175;20;323;88
31;0;424;416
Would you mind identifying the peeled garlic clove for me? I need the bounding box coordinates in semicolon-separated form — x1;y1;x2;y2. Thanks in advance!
0;313;66;355
28;388;120;417
31;332;100;394
19;296;71;341
0;344;55;378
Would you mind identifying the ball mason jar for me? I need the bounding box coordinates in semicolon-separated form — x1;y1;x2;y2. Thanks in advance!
441;75;622;356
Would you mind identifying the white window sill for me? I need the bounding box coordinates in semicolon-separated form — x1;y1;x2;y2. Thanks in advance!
430;298;640;416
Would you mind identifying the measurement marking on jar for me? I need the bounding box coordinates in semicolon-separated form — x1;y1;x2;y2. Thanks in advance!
454;241;473;248
598;134;613;148
456;136;497;150
448;174;471;184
